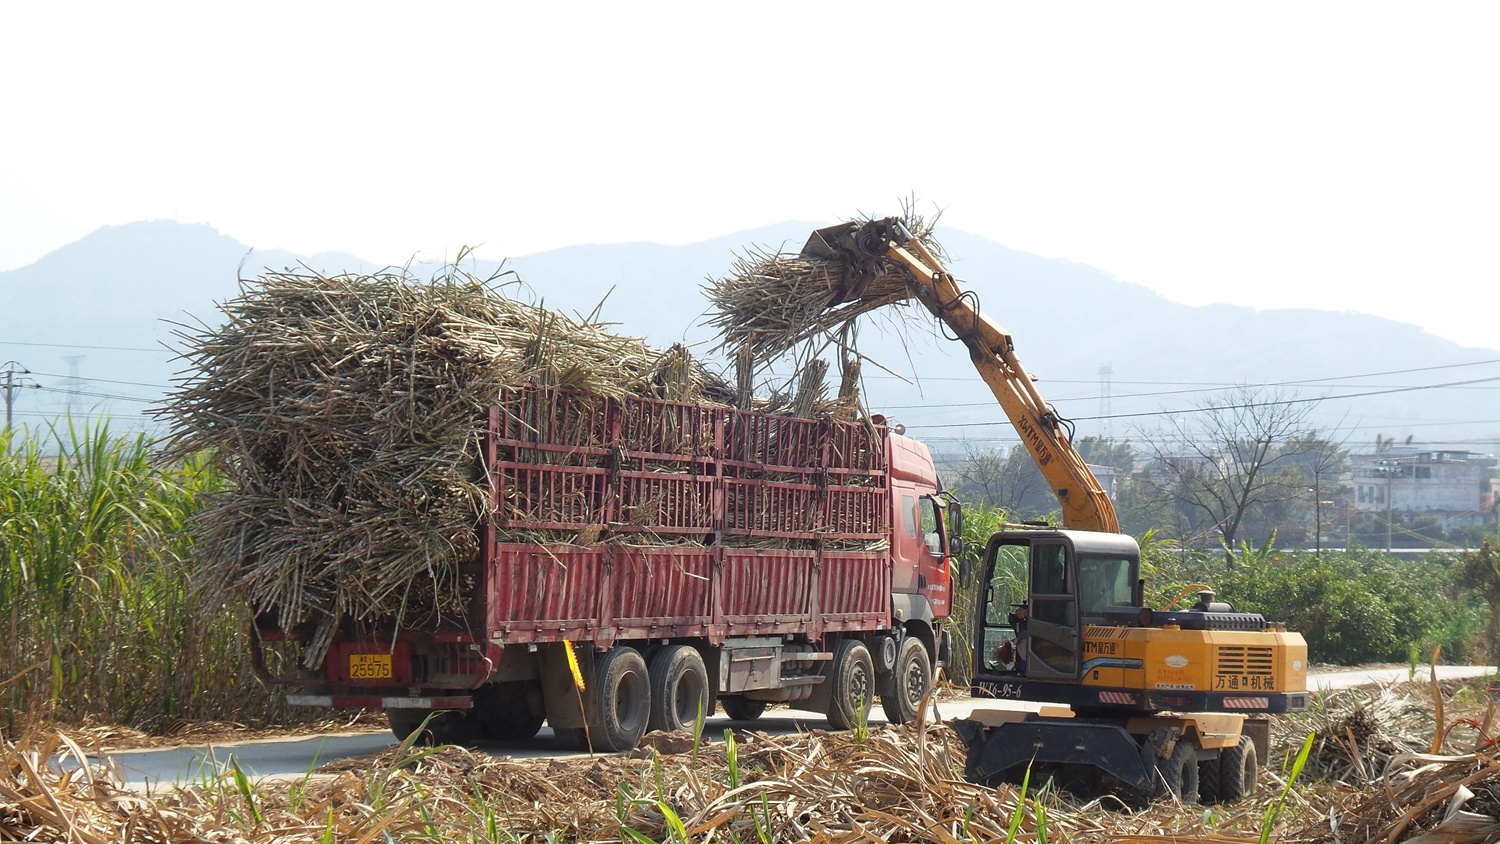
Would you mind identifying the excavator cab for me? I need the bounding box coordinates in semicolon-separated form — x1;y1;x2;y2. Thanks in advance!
974;529;1142;694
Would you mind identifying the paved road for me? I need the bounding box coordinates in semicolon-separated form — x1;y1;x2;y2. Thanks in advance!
94;664;1494;791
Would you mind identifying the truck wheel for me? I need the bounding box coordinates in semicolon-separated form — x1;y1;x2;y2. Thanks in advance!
880;636;933;725
586;646;651;752
475;681;546;741
387;709;479;745
647;645;710;733
721;696;767;721
1157;734;1200;802
827;639;874;731
387;709;424;741
1218;735;1258;802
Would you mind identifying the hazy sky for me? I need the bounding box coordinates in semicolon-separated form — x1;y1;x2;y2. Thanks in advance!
3;2;1496;350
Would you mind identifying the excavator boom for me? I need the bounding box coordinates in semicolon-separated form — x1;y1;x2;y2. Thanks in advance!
802;218;1118;533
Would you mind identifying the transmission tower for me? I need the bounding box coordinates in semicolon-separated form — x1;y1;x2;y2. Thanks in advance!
1097;363;1113;437
61;355;85;416
2;361;41;431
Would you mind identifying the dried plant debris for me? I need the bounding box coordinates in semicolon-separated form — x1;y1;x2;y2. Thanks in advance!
704;206;945;363
0;722;1294;844
159;266;735;656
18;690;1500;844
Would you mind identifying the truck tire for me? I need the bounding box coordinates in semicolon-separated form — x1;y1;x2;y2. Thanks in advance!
1157;734;1200;802
827;639;874;731
387;709;479;745
586;646;651;752
721;696;767;721
475;681;546;741
1218;735;1258;802
880;636;933;725
647;645;710;733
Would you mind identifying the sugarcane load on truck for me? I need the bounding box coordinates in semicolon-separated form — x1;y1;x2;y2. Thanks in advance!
163;266;958;753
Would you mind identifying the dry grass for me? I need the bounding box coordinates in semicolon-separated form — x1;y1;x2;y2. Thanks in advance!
10;677;1500;843
703;207;944;363
159;265;735;667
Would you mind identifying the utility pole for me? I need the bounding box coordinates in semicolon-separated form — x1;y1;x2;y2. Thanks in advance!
2;361;41;432
1377;458;1400;553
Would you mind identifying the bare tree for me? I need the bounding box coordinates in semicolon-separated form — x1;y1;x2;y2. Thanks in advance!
1135;387;1322;566
948;439;1054;518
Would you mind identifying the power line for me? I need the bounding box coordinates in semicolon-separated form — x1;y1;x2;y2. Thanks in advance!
27;371;174;389
0;340;165;353
904;374;1500;430
34;385;156;404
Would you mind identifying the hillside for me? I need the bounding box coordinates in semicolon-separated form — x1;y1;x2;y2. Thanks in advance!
1;220;1496;451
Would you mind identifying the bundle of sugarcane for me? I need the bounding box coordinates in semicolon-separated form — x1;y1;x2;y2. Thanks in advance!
703;206;944;362
161;266;727;657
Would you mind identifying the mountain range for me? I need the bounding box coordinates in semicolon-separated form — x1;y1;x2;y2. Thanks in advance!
2;220;1497;456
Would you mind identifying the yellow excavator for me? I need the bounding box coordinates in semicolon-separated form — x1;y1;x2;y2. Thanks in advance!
801;218;1308;804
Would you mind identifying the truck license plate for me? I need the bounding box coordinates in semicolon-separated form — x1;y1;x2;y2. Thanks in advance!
349;653;392;680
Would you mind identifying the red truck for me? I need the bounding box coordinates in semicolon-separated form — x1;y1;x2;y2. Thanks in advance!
253;384;959;751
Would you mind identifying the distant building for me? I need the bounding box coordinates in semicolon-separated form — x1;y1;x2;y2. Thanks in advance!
1349;449;1497;530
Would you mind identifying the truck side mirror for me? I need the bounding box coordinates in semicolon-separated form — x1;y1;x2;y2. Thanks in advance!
947;499;965;563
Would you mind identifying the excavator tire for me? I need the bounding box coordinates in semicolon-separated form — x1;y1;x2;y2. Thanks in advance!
1157;734;1200;803
1218;735;1258;802
1198;754;1224;805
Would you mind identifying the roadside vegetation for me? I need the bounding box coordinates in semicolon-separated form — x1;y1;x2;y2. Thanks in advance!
0;420;282;735
3;421;1493;734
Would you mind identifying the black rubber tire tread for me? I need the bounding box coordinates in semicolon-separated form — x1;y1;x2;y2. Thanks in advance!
586;646;651;752
827;639;875;731
721;696;767;721
388;710;478;745
475;681;546;741
647;645;710;733
386;709;424;742
1218;735;1257;802
1198;754;1223;805
1157;734;1200;803
557;726;591;751
880;636;933;725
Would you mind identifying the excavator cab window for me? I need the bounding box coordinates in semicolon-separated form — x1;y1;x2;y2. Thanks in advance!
1077;555;1134;620
980;544;1027;673
1025;540;1080;681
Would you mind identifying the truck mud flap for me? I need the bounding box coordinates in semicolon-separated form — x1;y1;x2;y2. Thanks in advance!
955;718;1153;793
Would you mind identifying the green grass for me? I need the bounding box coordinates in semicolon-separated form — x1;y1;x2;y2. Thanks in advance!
0;418;282;734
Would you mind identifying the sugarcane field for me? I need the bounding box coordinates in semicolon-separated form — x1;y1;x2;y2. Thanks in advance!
4;210;1500;844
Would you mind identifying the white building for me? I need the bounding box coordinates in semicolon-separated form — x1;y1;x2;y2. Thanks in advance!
1349;449;1497;530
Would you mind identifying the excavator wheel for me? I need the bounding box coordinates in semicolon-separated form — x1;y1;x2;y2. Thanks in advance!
1199;735;1258;804
1156;734;1200;803
1217;735;1258;802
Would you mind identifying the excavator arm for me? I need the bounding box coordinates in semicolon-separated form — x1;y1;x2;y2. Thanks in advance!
801;218;1119;533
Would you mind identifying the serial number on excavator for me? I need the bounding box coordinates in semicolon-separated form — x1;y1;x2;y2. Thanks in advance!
1215;674;1275;691
349;653;392;680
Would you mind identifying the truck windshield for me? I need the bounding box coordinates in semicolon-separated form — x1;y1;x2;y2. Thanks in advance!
1077;555;1134;615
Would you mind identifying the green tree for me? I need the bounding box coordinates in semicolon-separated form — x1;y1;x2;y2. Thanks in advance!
1460;539;1500;665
